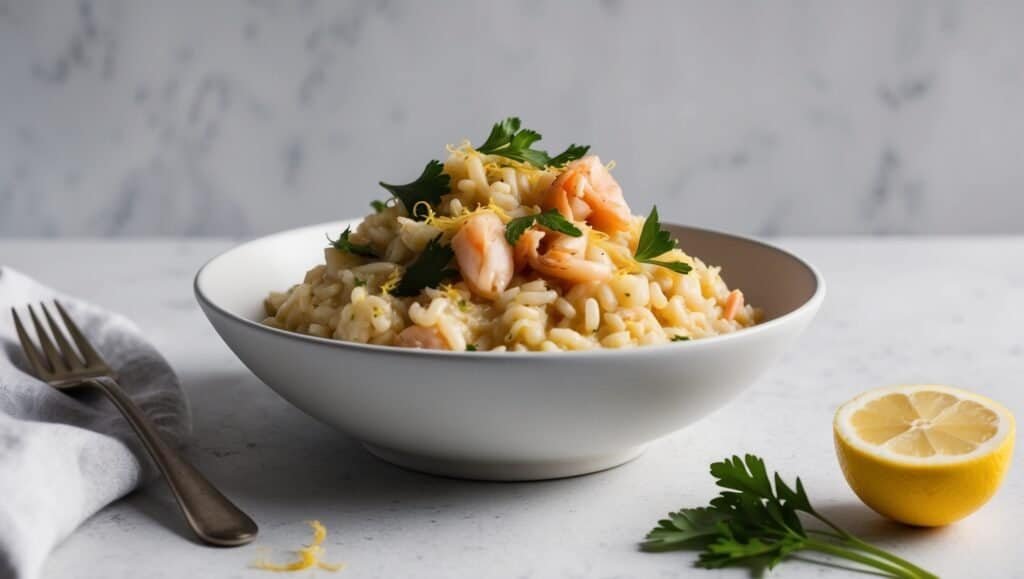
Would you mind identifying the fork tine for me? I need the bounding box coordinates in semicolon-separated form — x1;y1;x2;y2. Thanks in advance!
28;304;67;373
41;302;85;370
11;308;50;376
53;300;106;366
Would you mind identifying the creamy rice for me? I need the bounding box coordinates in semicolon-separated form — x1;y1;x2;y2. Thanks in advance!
263;130;759;351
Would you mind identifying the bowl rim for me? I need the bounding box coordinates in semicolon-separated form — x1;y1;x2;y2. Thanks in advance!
194;219;826;359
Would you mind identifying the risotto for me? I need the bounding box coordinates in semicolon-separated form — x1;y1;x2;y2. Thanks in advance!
263;118;760;352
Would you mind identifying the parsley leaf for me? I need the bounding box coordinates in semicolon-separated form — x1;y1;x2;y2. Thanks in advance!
641;454;937;578
646;260;693;274
379;160;450;219
504;214;538;245
671;335;690;342
547;144;590;167
634;206;692;274
643;508;728;552
391;235;459;297
465;344;478;351
327;228;376;257
504;209;583;245
634;206;677;260
537;209;583;237
478;118;548;167
370;200;388;213
477;117;590;168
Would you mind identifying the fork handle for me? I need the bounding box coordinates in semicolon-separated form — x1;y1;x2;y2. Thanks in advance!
87;377;258;546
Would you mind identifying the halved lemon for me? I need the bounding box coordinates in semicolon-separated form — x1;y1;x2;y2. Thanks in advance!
834;384;1015;526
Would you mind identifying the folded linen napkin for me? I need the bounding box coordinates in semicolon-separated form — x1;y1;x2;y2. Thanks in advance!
0;267;189;579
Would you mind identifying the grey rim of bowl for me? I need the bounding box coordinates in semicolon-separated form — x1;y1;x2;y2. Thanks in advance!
194;221;826;359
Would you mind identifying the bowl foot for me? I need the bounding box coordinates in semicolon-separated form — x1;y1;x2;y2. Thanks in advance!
362;443;647;481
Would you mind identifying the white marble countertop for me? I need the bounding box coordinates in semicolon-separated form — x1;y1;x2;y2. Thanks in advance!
1;237;1022;579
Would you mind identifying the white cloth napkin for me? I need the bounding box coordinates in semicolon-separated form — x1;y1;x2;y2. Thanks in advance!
0;267;189;579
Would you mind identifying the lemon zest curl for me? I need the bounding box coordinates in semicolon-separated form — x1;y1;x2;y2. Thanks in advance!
253;520;344;573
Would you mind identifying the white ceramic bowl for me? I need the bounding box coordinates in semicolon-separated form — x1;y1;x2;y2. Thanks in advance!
195;221;824;480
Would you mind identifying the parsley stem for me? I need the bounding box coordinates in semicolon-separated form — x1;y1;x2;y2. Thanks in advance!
806;529;845;540
842;536;938;579
809;514;937;579
642;455;935;578
804;539;921;579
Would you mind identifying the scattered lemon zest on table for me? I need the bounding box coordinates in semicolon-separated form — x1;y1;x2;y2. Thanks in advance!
253;520;345;573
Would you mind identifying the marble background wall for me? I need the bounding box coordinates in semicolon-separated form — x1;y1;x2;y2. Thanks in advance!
1;0;1021;237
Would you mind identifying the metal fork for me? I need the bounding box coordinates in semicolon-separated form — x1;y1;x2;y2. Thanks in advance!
11;301;257;547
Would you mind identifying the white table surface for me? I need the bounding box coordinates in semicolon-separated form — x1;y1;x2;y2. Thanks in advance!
1;237;1022;579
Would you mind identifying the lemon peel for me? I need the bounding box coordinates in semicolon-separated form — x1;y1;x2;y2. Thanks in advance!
834;384;1015;526
588;230;640;274
422;200;513;235
253;520;344;573
438;283;465;303
379;269;401;296
449;142;556;193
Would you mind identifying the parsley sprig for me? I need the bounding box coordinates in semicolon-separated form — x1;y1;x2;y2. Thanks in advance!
504;208;583;245
634;206;691;274
643;454;937;578
327;228;376;258
477;117;589;169
548;144;591;167
391;236;459;297
379;160;451;219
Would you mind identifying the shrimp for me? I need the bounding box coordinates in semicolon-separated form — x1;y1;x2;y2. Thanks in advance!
723;289;744;321
543;156;632;233
514;229;614;284
451;212;514;299
397;325;449;350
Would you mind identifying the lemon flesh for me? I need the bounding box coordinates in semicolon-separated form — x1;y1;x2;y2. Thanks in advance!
834;384;1015;527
